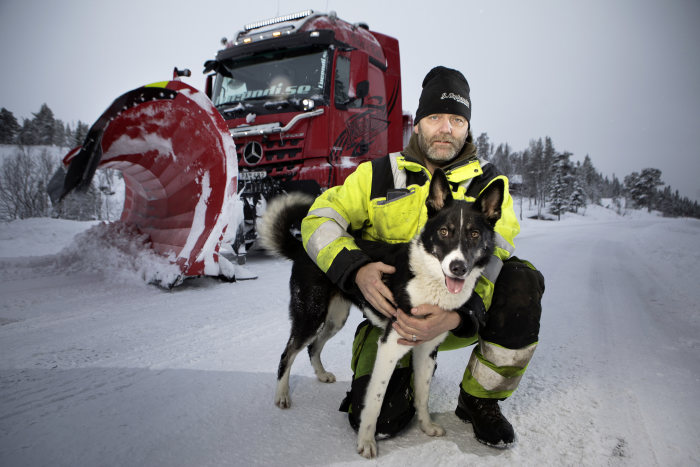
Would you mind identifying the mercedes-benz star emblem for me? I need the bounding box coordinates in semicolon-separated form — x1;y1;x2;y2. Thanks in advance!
243;141;263;166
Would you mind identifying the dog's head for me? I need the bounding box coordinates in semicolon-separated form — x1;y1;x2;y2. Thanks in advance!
420;169;505;294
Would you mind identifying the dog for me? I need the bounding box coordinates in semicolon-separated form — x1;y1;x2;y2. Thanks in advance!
260;168;504;458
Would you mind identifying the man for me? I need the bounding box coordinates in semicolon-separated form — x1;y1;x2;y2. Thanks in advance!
301;66;544;447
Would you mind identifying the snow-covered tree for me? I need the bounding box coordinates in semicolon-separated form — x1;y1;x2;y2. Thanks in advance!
578;155;601;203
609;174;622;198
0;147;57;219
491;143;513;178
52;120;68;146
624;168;664;212
17;118;37;145
0;108;21;144
548;152;573;220
568;178;586;213
524;138;549;217
32;104;57;146
73;121;90;147
475;132;492;161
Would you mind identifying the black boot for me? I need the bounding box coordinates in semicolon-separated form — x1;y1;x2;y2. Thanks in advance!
455;389;516;448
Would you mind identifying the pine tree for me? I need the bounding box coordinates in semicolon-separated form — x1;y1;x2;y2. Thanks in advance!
610;174;622;198
492;143;513;178
579;155;601;203
569;178;586;213
624;168;664;212
658;186;675;217
476;132;492;161
0;108;21;144
543;137;555;185
518;148;531;208
548;152;572;220
525;138;547;217
73;121;90;147
51;119;67;146
638;168;664;212
623;172;642;208
63;122;72;146
543;138;557;206
18;119;37;145
31;104;56;145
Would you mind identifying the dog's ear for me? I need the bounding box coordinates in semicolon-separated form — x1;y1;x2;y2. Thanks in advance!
475;178;504;227
426;168;453;217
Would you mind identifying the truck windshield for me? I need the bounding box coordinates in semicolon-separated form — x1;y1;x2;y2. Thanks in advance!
213;48;329;109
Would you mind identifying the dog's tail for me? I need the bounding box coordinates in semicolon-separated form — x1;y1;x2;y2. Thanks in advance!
258;192;315;261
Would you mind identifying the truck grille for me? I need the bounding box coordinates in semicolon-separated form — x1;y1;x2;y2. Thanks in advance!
237;137;303;182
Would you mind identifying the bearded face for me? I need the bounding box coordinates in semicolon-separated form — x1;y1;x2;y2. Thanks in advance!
414;114;469;165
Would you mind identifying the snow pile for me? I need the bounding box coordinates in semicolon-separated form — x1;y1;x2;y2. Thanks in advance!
58;221;183;286
0;220;181;287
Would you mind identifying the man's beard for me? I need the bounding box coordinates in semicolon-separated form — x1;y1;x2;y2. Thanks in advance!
416;130;466;165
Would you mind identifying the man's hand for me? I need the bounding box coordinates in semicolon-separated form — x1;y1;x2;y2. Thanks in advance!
355;262;397;319
392;304;461;346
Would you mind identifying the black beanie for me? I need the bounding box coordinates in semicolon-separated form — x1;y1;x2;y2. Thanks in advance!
415;66;471;125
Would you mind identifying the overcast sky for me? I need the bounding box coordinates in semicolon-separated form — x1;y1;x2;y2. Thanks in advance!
1;0;698;201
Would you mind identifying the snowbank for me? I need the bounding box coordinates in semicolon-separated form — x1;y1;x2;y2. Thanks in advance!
0;219;181;286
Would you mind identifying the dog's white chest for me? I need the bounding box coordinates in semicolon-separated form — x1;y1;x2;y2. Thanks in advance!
406;276;471;310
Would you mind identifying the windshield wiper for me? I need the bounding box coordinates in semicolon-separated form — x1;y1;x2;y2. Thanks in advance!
217;101;245;110
263;99;290;110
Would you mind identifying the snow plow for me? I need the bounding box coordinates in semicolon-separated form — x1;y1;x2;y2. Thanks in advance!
49;79;241;287
49;9;410;286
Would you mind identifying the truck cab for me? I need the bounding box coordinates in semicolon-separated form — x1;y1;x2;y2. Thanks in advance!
204;10;410;258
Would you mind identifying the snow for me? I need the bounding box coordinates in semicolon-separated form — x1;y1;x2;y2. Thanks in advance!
180;170;211;270
0;144;69;161
179;87;221;121
1;205;699;466
107;130;176;164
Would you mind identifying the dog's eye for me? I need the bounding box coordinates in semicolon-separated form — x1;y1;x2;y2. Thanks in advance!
470;230;480;239
439;227;449;237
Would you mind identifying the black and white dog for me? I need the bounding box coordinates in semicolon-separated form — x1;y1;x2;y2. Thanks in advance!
260;169;504;458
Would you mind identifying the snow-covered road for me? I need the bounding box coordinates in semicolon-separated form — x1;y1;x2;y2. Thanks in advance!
1;212;699;466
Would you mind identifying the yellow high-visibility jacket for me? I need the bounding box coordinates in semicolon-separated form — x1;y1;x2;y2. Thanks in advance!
301;133;519;335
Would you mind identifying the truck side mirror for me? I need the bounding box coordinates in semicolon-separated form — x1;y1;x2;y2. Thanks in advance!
205;75;214;99
349;49;369;96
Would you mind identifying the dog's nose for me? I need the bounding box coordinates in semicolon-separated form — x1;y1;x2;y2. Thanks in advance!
449;260;467;277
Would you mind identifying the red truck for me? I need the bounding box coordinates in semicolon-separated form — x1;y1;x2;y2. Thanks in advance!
203;10;412;258
51;10;411;283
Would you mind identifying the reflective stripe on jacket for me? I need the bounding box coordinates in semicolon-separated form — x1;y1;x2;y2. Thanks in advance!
301;147;520;310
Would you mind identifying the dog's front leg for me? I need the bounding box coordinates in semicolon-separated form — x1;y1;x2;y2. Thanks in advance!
356;331;410;459
412;334;448;437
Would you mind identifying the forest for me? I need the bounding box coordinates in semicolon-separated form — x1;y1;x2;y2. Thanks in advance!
1;104;698;222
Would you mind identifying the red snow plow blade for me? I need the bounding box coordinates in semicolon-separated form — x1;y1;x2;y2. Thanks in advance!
50;80;240;285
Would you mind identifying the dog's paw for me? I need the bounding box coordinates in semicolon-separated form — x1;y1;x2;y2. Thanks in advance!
274;389;291;409
316;371;336;383
356;436;378;459
274;397;291;409
420;421;445;437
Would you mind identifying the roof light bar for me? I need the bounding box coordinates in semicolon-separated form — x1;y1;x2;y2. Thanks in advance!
244;9;314;32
